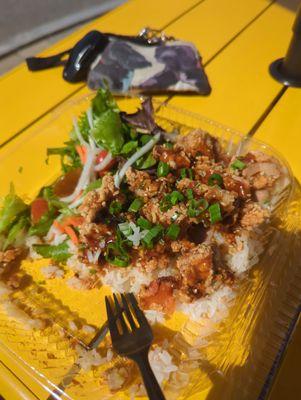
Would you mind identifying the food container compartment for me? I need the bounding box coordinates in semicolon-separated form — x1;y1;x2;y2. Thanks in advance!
0;93;300;400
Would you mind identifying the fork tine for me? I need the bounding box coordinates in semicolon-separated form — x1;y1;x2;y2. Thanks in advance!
113;293;129;333
126;293;149;327
105;296;119;340
121;293;137;330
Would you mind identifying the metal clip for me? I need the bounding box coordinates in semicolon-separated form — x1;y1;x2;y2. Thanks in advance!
138;27;175;45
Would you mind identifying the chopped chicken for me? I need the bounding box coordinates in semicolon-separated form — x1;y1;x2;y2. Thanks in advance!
153;145;190;169
176;244;213;299
240;202;269;230
80;174;117;222
175;129;219;158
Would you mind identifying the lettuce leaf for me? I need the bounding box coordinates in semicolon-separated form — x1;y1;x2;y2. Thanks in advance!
92;110;124;155
92;87;119;116
3;216;28;250
0;184;28;234
120;98;159;134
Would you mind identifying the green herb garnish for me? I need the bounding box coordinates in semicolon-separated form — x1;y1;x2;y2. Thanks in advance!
187;198;208;218
157;161;170;177
109;201;122;215
208;173;223;187
128;198;143;213
142;225;164;246
186;189;194;200
105;242;130;267
137;217;152;230
231;159;246;170
170;191;184;205
209;203;222;223
166;223;180;240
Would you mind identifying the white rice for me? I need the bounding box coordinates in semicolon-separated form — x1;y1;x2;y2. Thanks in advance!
50;233;68;246
148;346;178;385
67;276;89;290
101;266;153;294
41;265;64;279
177;286;235;322
75;344;106;371
144;310;165;325
213;228;264;275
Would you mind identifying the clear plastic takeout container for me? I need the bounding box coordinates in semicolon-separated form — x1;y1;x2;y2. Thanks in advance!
0;93;300;400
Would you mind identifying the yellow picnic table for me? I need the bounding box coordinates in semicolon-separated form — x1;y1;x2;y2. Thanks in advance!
0;0;300;398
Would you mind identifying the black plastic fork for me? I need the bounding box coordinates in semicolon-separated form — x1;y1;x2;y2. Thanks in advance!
105;293;166;400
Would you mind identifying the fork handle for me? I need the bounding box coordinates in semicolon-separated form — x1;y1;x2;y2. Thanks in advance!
133;350;166;400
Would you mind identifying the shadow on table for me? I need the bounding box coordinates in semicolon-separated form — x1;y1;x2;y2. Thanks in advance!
270;0;300;12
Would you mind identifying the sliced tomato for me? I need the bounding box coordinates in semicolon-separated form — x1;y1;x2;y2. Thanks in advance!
95;150;115;176
31;198;49;224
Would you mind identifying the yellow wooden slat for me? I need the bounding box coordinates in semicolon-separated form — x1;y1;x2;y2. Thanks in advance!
1;0;274;149
168;1;295;133
255;88;301;180
164;0;270;64
0;0;200;146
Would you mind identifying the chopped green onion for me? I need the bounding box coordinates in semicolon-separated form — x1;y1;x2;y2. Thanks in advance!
166;223;180;240
231;159;246;170
209;203;222;223
187;198;208;218
105;242;130;267
188;206;199;218
164;142;173;149
137;217;152;230
180;168;187;179
197;198;209;212
160;191;184;211
170;191;184;205
180;168;193;180
160;195;171;212
143;225;164;246
157;161;170;177
188;168;194;180
128;198;143;213
186;189;194;200
208;173;223;187
118;222;132;237
109;201;122;215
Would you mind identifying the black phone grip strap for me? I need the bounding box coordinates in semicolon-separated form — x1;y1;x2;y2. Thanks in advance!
26;49;71;71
